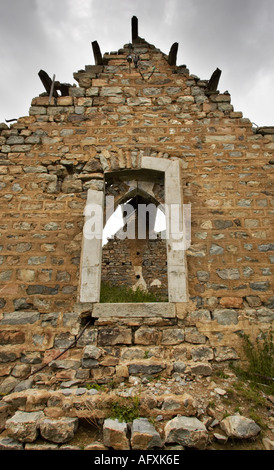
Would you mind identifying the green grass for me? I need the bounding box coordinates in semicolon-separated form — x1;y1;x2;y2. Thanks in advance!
109;396;140;423
248;410;267;430
231;332;274;393
232;382;267;407
214;370;230;379
100;282;166;303
85;383;106;392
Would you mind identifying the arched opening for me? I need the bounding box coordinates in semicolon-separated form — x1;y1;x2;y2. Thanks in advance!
79;156;189;308
103;196;166;245
101;170;168;302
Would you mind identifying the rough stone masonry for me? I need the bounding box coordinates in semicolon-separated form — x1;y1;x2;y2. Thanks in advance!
0;16;273;399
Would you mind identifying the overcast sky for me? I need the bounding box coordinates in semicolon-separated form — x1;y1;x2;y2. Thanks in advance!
0;0;273;127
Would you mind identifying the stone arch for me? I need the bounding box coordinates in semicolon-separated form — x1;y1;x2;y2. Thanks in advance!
97;148;172;174
79;154;189;308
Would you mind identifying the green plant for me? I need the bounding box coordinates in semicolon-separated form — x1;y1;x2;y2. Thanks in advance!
85;383;105;392
231;332;274;393
222;388;235;406
248;410;267;430
214;370;230;379
107;381;118;390
234;406;242;414
109;396;140;423
100;282;166;303
225;388;235;398
239;385;266;406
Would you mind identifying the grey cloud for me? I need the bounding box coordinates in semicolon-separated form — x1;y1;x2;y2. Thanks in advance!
0;0;273;125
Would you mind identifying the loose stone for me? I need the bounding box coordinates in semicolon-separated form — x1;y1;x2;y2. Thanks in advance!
164;416;208;450
39;417;79;443
131;418;162;449
220;415;261;439
6;411;44;443
103;418;130;450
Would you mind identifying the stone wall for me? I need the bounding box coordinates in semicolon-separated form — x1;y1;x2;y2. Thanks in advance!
101;236;168;298
0;33;273;393
0;301;273;396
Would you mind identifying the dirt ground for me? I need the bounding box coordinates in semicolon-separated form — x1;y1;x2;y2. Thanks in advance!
1;365;273;451
66;367;274;450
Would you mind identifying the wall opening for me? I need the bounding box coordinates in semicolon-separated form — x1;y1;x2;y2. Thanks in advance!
101;177;168;301
79;156;189;309
102;198;166;245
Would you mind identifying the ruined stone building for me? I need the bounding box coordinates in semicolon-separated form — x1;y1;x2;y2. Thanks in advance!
0;17;273;394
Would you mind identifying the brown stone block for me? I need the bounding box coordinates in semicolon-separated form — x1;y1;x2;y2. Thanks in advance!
18;116;36;125
161;392;197;417
100;356;119;366
220;297;243;308
176;301;196;319
16;269;35;282
0;331;25;345
203;102;217;113
115;365;129;380
57;96;73;106
0;401;10;432
92;79;108;87
9;167;23;175
103;418;130;450
0;366;12;377
246;296;262;307
91;367;115;382
55;370;76;380
230;112;243;118
43;349;70;364
0;284;19;296
134;327;161;345
24;390;51;411
98;328;132;346
31;97;55;106
107;59;126;66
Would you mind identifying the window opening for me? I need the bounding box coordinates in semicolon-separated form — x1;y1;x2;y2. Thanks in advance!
101;173;168;302
79;157;189;306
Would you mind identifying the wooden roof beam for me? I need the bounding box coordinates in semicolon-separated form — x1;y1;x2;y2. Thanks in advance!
92;40;103;65
132;16;139;42
168;42;179;66
206;67;222;93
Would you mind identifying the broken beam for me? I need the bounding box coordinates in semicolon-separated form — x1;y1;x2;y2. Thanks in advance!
168;42;179;66
92;41;103;65
38;70;58;97
206;67;222;93
132;16;138;42
58;83;70;96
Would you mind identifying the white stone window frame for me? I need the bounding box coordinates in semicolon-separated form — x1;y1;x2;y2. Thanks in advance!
79;156;189;315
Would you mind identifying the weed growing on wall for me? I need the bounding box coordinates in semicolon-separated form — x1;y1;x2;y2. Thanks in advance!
109;396;140;423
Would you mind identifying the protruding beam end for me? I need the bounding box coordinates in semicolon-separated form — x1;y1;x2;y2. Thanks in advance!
168;42;179;66
92;40;103;65
38;70;58;97
206;67;222;93
132;16;138;42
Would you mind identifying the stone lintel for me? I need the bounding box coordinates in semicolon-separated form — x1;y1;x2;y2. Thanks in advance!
92;302;176;318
